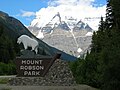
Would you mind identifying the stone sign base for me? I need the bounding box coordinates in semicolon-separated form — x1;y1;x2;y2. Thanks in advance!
9;59;76;86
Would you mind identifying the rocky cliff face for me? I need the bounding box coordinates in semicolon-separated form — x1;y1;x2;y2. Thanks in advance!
42;28;92;57
28;12;93;57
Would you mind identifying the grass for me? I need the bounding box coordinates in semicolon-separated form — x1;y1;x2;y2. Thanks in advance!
0;88;11;90
0;78;9;84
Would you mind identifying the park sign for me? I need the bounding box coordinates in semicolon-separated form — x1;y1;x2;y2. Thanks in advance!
16;35;61;77
15;53;61;77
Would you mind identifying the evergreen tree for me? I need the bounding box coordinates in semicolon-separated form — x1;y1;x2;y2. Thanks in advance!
0;25;19;63
110;0;120;29
105;0;114;29
99;17;105;31
70;0;120;89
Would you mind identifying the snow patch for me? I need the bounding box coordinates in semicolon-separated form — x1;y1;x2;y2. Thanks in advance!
85;32;93;36
50;30;53;34
77;48;82;53
37;31;44;39
77;55;81;58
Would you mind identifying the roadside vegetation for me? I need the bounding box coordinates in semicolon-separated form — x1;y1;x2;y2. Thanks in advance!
69;0;120;90
0;78;10;84
0;25;20;75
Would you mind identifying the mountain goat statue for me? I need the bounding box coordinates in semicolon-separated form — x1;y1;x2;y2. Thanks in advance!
17;35;38;54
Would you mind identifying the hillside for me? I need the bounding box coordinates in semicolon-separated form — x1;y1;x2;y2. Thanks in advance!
0;11;76;61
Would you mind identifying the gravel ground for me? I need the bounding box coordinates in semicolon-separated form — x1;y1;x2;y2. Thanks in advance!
0;84;98;90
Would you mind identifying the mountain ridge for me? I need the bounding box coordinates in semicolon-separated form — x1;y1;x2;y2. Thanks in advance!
28;12;93;57
28;12;93;37
0;11;77;61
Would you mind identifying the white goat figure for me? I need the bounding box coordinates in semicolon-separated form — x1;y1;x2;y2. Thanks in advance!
17;35;38;54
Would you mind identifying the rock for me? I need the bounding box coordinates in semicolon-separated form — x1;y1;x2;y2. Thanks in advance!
19;50;52;58
20;50;35;58
9;59;76;86
43;29;92;57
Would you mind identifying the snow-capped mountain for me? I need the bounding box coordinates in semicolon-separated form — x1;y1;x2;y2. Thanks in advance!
28;12;93;57
74;20;92;32
28;12;93;37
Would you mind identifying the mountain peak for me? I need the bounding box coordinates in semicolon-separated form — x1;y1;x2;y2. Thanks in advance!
28;12;93;37
51;12;61;23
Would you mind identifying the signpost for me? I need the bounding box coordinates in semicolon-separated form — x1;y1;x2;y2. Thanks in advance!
15;53;61;77
15;35;62;77
9;35;76;86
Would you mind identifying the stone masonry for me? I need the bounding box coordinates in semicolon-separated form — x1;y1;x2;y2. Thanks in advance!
9;59;76;86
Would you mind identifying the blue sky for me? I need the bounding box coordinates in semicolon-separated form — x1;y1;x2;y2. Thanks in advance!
0;0;106;26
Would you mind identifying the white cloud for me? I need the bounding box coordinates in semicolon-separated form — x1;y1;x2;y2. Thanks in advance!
20;10;35;17
31;0;106;30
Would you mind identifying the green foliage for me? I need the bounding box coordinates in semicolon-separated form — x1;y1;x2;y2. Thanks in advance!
70;0;120;89
0;37;15;63
0;78;10;84
0;25;19;75
0;62;16;75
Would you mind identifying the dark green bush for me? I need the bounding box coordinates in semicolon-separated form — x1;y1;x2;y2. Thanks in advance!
0;62;16;75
